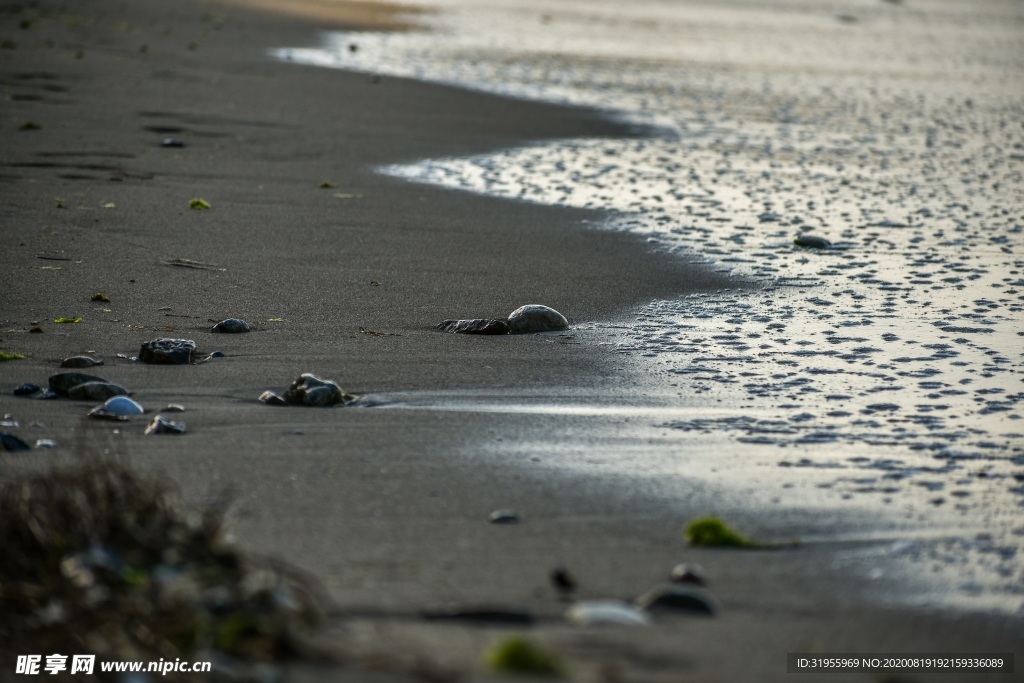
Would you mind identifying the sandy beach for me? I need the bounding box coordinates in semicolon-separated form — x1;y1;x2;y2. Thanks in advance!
1;0;1021;681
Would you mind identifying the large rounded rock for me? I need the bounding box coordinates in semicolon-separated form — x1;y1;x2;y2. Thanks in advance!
437;319;510;335
67;381;129;401
634;584;718;616
507;305;568;334
139;338;196;365
48;372;110;397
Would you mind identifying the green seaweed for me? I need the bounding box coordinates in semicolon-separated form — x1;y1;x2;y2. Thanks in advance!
686;516;756;548
318;181;336;189
485;637;564;677
0;351;26;362
54;317;83;324
91;292;111;302
189;198;211;210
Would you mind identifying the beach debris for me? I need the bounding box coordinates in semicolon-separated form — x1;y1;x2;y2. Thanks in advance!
260;374;357;407
670;563;707;586
67;381;129;401
685;516;755;548
507;304;569;334
0;351;26;362
485;637;565;677
162;258;225;271
211;318;251;334
488;509;520;524
422;607;535;626
437;318;510;335
634;584;718;616
793;234;831;249
566;600;650;627
139;338;196;365
13;383;42;397
145;415;186;435
60;355;104;368
91;292;111;302
88;396;144;420
1;431;32;452
161;137;184;148
550;567;577;596
54;317;83;324
0;461;325;666
189;198;211;210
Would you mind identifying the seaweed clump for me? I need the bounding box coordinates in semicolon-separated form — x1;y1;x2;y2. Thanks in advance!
0;460;324;678
485;637;565;677
685;516;756;548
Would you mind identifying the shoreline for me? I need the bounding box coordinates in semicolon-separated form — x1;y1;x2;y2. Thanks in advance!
1;0;1021;680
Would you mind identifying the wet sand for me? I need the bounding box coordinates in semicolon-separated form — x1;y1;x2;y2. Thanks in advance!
1;0;1021;681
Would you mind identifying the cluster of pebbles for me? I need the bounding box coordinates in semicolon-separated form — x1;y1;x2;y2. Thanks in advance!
4;308;569;449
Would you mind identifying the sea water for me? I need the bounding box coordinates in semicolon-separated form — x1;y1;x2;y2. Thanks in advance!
275;0;1024;610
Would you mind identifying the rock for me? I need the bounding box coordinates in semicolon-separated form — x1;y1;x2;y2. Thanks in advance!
566;600;650;626
634;584;718;616
48;372;110;397
670;563;707;586
34;439;58;449
61;356;104;368
211;318;251;334
437;318;510;335
139;338;196;365
281;373;356;407
793;234;831;249
13;383;41;397
1;431;32;452
145;415;186;435
161;404;186;413
507;304;568;334
550;567;577;595
488;509;520;524
161;137;185;148
67;381;129;401
258;391;287;406
89;396;144;418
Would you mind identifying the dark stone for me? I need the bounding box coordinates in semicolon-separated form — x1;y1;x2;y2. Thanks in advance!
13;383;41;397
437;318;510;335
208;351;225;358
161;138;185;148
211;318;250;334
139;338;196;365
145;415;186;435
258;390;287;406
48;372;111;397
61;356;104;368
1;431;32;452
507;305;569;334
634;584;718;616
793;234;831;249
67;382;129;401
670;563;707;586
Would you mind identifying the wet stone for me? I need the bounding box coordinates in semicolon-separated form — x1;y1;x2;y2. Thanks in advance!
48;372;110;397
161;404;186;413
670;563;707;586
279;373;356;407
34;439;58;449
258;391;287;406
566;600;650;627
635;584;718;616
1;431;32;452
89;396;144;418
437;318;510;335
139;338;196;365
489;509;520;524
211;318;251;334
507;304;569;334
60;356;104;368
793;234;831;249
67;381;129;402
145;415;186;435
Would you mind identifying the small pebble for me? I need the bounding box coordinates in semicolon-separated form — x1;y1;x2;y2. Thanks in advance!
566;600;650;627
793;234;831;249
634;584;718;616
211;318;251;334
34;439;58;449
145;415;186;435
162;404;186;413
161;138;185;148
89;396;144;418
13;383;41;397
670;563;707;586
437;318;510;335
488;509;520;524
60;356;104;368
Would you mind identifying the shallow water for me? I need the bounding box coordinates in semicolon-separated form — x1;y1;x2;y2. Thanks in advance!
275;0;1024;612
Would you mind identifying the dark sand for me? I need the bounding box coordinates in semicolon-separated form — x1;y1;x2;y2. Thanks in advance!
1;0;1020;681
